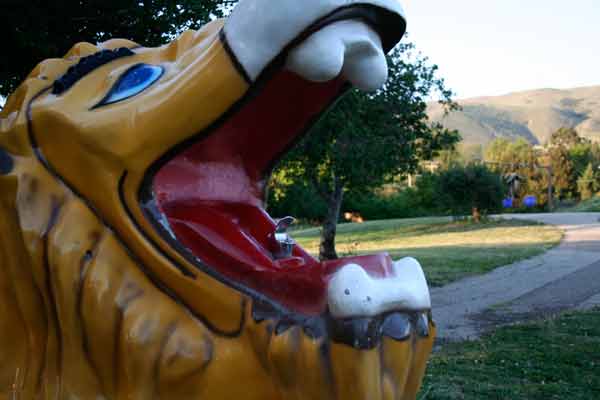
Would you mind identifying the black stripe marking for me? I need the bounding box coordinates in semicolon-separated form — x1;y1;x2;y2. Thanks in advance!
112;284;144;395
320;341;337;397
52;48;135;95
0;147;13;175
118;172;194;278
219;29;252;85
78;231;104;393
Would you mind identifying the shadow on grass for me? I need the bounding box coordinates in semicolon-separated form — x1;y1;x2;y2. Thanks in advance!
340;243;558;287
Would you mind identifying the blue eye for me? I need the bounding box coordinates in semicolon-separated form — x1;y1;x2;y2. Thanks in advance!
96;64;163;107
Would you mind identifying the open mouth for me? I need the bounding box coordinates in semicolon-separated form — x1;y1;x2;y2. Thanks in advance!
139;5;421;318
132;3;437;397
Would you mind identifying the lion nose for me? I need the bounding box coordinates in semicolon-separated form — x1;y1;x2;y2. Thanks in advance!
327;257;431;319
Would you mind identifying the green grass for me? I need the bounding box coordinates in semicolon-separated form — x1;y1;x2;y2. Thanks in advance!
293;217;563;287
566;196;600;212
419;309;600;400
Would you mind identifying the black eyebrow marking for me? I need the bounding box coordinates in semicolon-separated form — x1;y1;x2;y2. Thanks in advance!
52;47;135;95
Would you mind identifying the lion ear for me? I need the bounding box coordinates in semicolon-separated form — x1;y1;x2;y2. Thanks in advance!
64;42;100;59
98;38;140;51
0;80;41;154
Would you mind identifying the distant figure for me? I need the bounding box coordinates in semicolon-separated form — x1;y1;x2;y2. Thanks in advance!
505;173;524;199
472;207;481;223
344;212;365;223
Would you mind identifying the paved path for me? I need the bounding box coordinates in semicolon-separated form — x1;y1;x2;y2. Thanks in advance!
431;213;600;342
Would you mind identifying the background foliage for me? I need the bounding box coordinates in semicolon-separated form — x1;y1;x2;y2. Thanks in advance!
0;0;236;96
269;126;599;225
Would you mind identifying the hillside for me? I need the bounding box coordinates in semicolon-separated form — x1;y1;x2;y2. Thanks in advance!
428;85;600;146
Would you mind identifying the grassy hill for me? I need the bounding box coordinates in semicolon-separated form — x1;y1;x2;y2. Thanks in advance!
429;85;600;147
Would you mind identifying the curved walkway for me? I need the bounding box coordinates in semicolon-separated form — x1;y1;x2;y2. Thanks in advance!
431;213;600;341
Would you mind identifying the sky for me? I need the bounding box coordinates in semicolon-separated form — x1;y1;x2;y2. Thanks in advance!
402;0;600;99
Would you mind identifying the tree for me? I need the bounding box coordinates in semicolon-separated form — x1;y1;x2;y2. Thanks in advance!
459;143;484;164
546;127;590;199
436;164;505;219
549;127;586;148
0;0;235;96
484;137;533;167
483;137;551;206
569;141;600;178
578;163;598;201
436;148;464;170
271;43;460;260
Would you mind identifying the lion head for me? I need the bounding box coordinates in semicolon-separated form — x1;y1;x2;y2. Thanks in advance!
0;0;434;399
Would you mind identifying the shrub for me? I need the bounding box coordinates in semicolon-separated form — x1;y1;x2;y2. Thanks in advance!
578;163;598;201
436;164;505;217
343;189;431;221
268;165;505;223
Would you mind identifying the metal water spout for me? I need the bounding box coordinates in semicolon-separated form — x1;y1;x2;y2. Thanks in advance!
273;216;296;259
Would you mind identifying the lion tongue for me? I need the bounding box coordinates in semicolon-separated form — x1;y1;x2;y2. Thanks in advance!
285;19;388;92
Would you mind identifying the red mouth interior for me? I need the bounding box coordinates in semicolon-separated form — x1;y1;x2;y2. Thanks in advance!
153;70;393;315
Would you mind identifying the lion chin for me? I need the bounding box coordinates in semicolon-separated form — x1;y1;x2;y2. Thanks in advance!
0;0;435;399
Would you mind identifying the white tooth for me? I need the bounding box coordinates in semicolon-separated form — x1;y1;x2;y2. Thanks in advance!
285;20;388;92
327;258;432;319
341;31;389;92
224;0;406;82
285;27;346;83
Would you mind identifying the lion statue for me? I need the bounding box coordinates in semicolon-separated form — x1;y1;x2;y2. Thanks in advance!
0;0;434;399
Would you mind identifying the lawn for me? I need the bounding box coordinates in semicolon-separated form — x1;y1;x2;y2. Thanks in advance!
419;309;600;399
293;217;563;287
565;196;600;212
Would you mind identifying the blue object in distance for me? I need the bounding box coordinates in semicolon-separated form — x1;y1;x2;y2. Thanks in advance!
523;195;537;208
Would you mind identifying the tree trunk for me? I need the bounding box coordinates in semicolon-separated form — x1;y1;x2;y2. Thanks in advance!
319;179;344;261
